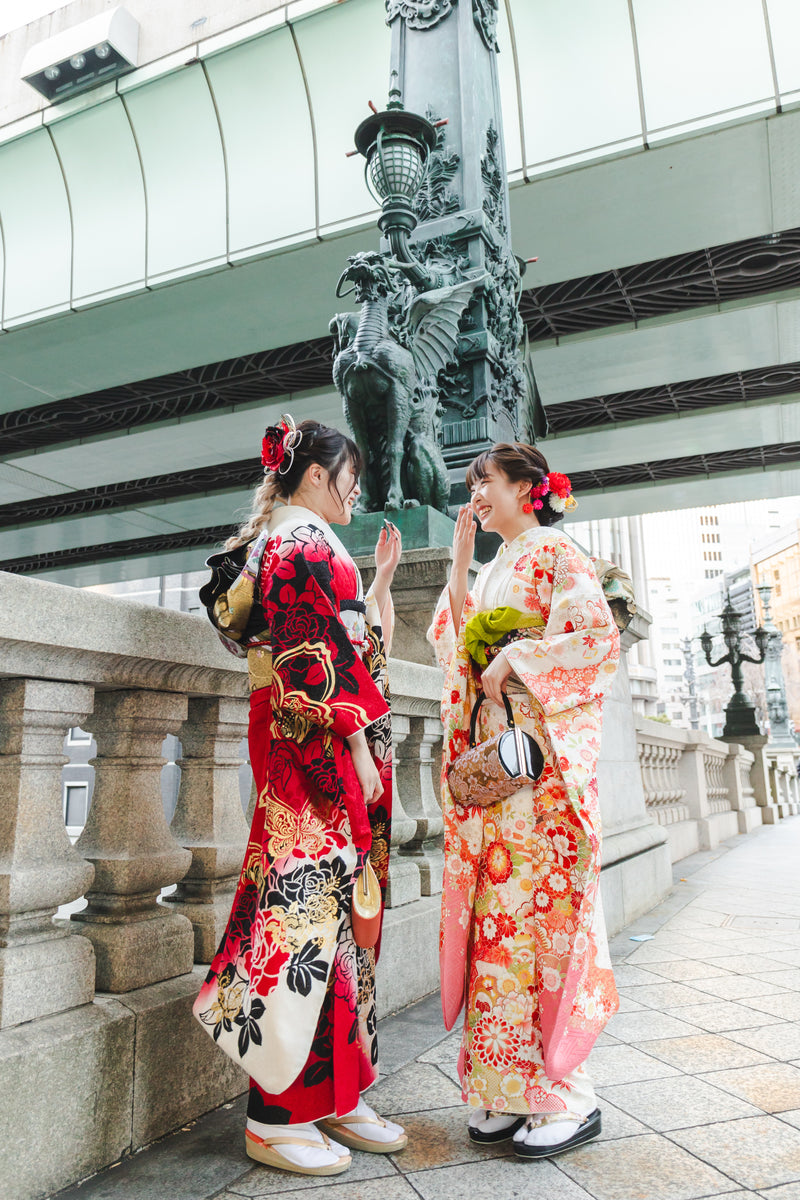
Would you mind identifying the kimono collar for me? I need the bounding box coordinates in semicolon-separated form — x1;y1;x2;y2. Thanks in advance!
268;504;356;571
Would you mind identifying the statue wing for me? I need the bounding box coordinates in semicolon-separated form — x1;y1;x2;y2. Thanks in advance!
408;276;485;383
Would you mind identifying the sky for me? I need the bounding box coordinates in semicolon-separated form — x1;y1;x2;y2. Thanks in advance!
0;0;77;38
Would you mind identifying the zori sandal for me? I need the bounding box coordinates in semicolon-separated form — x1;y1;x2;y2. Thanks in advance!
513;1108;602;1159
319;1099;408;1154
245;1127;351;1175
468;1108;526;1144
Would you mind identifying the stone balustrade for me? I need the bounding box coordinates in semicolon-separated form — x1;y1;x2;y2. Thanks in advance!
0;572;444;1200
636;717;766;861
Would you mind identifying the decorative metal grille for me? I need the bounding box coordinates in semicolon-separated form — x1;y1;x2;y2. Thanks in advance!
0;525;234;576
0;339;332;457
548;360;800;434
4;441;800;575
521;229;800;343
3;228;800;459
0;459;261;528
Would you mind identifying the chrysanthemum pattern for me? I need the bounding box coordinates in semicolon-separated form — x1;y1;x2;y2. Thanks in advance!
428;526;620;1113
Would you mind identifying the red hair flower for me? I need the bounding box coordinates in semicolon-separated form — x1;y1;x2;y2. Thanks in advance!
262;420;289;471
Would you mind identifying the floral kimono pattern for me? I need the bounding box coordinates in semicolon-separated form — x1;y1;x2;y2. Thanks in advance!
428;526;619;1115
194;506;392;1124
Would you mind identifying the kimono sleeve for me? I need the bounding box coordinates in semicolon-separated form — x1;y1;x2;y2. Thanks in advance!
427;583;480;672
503;538;619;717
264;538;389;740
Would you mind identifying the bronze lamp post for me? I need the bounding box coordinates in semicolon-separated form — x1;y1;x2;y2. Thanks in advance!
700;593;769;738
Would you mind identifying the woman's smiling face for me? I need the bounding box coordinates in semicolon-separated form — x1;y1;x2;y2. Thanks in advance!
469;464;530;536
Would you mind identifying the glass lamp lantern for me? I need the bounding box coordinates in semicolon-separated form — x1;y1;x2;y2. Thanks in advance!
354;105;438;286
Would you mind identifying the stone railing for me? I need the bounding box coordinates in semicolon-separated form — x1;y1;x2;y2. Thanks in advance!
635;717;763;861
0;572;443;1200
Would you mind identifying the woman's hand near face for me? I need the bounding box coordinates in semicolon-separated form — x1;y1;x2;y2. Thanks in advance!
480;650;512;707
372;521;402;614
347;729;384;804
449;505;476;627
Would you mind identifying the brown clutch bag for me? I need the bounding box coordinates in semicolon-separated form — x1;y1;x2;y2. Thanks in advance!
351;858;382;948
447;692;544;807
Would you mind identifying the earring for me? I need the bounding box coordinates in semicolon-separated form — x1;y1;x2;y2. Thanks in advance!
522;502;533;514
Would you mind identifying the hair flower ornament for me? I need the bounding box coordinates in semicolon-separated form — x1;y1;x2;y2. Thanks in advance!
261;414;303;475
546;471;577;513
529;474;550;511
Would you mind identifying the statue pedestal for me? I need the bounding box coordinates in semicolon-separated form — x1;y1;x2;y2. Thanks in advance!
339;506;456;558
356;546;472;666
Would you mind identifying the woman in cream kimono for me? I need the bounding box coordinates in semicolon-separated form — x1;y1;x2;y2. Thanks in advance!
194;418;406;1178
428;442;620;1159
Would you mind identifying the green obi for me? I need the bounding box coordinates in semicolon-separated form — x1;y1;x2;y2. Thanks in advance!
464;606;545;667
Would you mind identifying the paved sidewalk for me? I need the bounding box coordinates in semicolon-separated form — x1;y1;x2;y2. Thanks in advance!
59;816;800;1200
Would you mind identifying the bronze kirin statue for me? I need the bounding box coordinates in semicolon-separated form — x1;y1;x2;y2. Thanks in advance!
331;250;481;513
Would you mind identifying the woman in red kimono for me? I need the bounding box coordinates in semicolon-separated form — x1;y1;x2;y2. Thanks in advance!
194;417;405;1177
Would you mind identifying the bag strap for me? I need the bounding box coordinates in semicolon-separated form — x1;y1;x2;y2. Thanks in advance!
468;690;515;747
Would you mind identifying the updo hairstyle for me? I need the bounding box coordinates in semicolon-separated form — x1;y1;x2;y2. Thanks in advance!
465;442;564;526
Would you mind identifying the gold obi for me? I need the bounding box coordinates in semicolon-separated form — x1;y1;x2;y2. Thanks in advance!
247;646;273;693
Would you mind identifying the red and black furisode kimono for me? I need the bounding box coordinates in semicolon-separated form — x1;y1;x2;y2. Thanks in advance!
193;505;392;1124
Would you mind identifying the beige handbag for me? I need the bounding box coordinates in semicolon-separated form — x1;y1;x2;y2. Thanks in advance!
448;692;544;807
351;858;382;948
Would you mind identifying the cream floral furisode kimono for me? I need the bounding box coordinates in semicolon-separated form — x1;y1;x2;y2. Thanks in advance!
428;525;620;1117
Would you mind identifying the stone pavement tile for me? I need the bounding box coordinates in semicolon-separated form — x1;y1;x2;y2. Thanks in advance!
765;949;800;967
724;1022;800;1060
56;1095;250;1200
775;1108;800;1130
750;969;800;989
595;1099;651;1140
620;981;721;1009
675;907;728;927
697;1063;800;1112
642;1034;771;1074
597;1075;762;1131
673;1001;784;1034
417;1031;460;1066
697;954;790;975
406;1156;595;1200
612;963;668;987
748;994;800;1021
378;991;449;1076
754;1185;800;1199
643;960;733;983
586;1045;680;1086
616;993;646;1013
222;1175;417;1200
668;1115;800;1191
368;1062;463;1115
701;938;800;958
555;1131;735;1200
223;1155;399;1197
625;945;697;966
604;1010;702;1043
594;1031;621;1047
385;1105;510;1172
687;976;788;1002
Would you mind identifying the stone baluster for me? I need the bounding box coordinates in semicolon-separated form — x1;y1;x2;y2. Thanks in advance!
0;680;96;1028
71;689;194;993
396;714;444;896
164;696;250;963
723;743;762;833
385;714;421;908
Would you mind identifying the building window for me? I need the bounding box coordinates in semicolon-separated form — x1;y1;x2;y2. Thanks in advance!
64;783;89;832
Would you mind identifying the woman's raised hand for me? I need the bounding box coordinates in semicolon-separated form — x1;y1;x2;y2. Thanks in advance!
374;520;402;581
372;521;402;616
448;505;476;628
452;505;477;575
